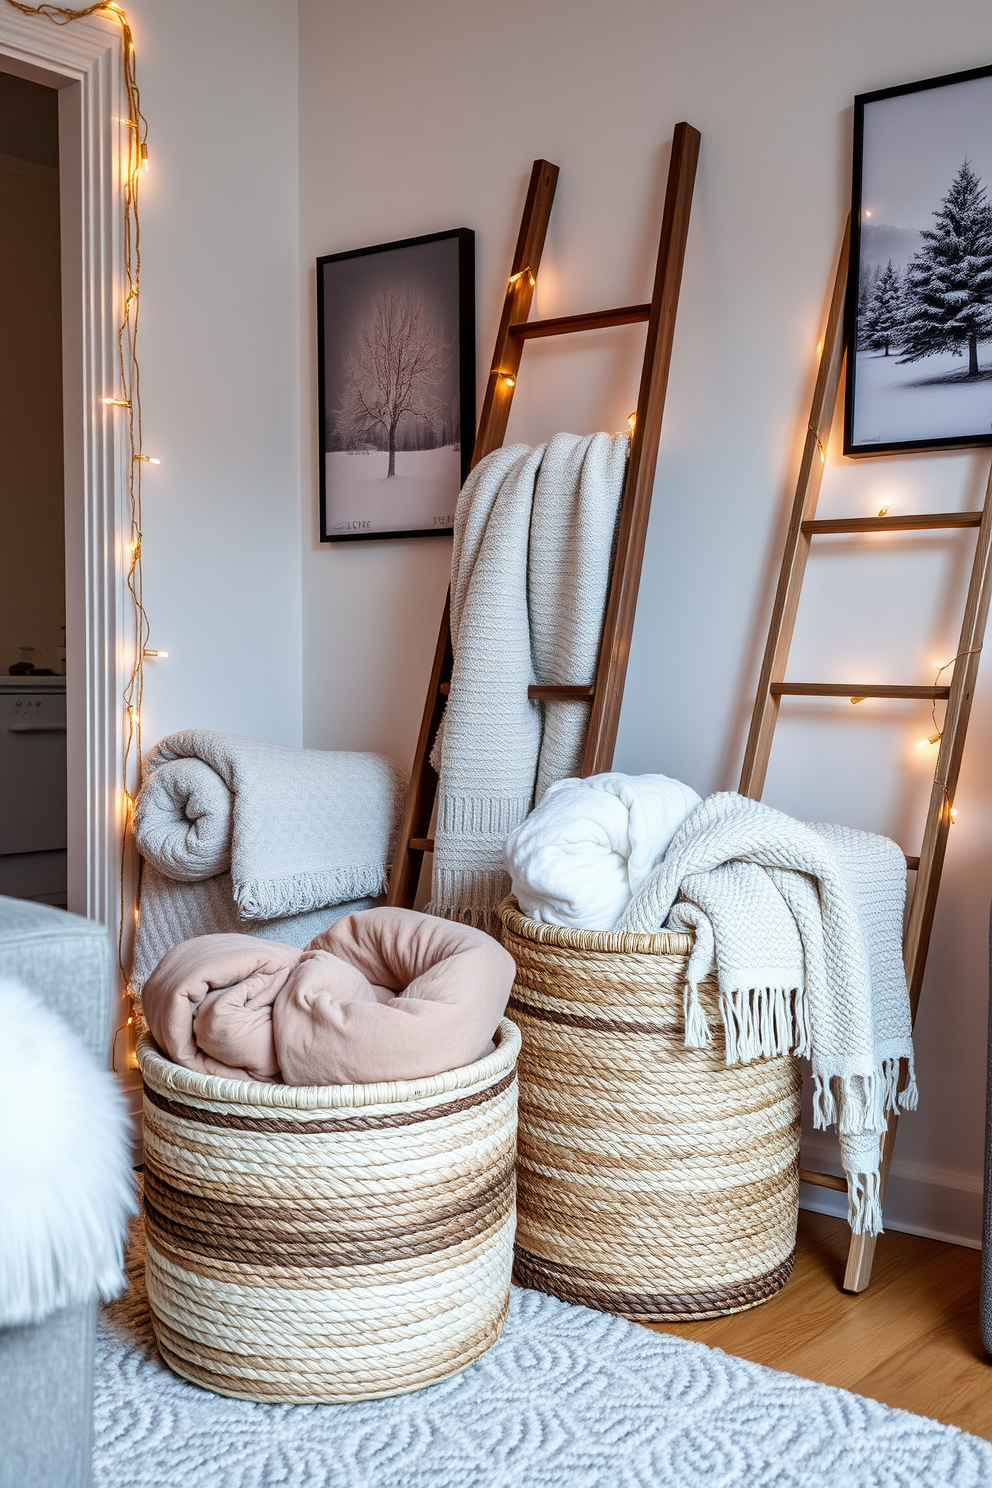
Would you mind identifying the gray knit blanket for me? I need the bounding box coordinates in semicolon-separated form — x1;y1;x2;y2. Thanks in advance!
428;432;629;932
131;731;406;986
618;792;917;1234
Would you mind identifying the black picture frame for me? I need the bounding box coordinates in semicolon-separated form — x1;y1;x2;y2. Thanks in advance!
845;62;992;456
317;228;475;541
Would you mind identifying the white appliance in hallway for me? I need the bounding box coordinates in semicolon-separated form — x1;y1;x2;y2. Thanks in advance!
0;676;67;905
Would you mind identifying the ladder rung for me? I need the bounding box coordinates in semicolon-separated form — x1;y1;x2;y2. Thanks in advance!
771;683;950;700
509;303;651;340
803;511;983;536
409;837;434;853
528;684;597;701
799;1167;848;1193
906;856;920;871
440;683;596;700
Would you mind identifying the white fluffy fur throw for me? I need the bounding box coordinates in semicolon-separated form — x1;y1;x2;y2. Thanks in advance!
0;980;136;1326
619;793;917;1235
429;432;629;932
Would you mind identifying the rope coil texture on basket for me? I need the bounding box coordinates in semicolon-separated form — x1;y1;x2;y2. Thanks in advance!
500;899;802;1322
137;1020;520;1403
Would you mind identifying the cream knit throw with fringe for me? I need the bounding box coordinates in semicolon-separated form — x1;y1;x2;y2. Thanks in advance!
618;792;917;1235
428;432;629;932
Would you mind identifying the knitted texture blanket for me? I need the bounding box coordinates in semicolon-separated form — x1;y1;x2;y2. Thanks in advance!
428;432;629;932
129;862;375;993
134;728;405;929
618;792;917;1234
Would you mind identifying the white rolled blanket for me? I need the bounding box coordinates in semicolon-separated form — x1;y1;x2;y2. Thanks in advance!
135;730;406;922
618;791;917;1235
504;772;702;930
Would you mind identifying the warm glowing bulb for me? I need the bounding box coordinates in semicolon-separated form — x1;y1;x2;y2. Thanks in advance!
816;340;823;357
878;503;890;517
916;732;941;749
819;448;825;464
628;412;637;431
864;210;872;218
136;454;161;464
102;396;130;407
950;807;958;820
142;648;168;658
139;142;148;170
502;374;516;389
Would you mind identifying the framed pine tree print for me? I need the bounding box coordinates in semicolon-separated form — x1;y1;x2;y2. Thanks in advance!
846;63;992;455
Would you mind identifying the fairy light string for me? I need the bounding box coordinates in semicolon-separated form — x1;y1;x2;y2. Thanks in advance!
4;1;151;1065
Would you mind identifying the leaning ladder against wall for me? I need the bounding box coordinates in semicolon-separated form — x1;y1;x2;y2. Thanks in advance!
739;220;992;1293
386;125;701;909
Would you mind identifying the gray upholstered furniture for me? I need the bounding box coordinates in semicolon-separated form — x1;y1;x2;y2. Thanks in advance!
0;896;115;1488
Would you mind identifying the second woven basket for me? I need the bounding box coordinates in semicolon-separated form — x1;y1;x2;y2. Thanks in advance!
501;900;801;1322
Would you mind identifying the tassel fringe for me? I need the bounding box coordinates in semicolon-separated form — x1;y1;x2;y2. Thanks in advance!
718;986;799;1065
847;1171;883;1236
683;982;713;1048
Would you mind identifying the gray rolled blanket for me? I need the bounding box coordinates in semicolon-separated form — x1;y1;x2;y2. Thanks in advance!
132;730;406;987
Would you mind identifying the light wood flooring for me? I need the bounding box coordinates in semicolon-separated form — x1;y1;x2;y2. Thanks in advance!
646;1210;992;1438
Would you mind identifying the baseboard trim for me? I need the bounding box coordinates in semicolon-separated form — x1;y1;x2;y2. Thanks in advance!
800;1146;982;1250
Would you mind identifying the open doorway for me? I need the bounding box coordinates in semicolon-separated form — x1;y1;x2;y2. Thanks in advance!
0;69;67;909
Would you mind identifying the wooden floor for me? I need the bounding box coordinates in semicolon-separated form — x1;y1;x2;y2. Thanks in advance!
646;1210;992;1438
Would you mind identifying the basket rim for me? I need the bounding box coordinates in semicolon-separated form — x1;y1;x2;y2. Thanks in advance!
499;897;692;957
137;1016;520;1111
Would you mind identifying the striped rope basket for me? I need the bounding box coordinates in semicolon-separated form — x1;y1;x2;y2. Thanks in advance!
138;1018;520;1403
500;900;801;1322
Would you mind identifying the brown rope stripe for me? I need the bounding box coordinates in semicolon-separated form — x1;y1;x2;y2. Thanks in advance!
142;1067;515;1133
513;1245;796;1318
144;1176;514;1269
508;998;683;1038
142;1159;514;1250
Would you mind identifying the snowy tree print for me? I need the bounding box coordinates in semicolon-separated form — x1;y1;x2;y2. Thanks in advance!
900;160;992;377
335;286;451;476
861;260;903;356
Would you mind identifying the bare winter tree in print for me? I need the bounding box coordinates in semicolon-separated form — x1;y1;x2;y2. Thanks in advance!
335;287;450;476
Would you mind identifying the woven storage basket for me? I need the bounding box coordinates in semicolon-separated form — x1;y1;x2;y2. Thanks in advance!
500;900;801;1322
138;1018;520;1403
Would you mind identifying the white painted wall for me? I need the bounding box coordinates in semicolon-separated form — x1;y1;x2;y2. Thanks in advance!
128;0;302;749
299;0;992;1244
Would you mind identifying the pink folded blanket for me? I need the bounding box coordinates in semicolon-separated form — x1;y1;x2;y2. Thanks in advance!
140;908;516;1085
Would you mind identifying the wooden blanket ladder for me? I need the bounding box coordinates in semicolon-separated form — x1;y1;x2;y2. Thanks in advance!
740;220;992;1293
387;126;701;909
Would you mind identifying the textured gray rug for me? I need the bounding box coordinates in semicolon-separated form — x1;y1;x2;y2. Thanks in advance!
96;1226;992;1488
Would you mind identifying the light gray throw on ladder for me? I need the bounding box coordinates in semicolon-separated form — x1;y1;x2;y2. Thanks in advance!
428;432;629;933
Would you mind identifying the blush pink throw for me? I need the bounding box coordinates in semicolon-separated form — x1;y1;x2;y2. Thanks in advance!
140;908;516;1086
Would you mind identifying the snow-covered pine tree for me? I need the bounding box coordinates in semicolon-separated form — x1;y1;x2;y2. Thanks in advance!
857;261;882;350
860;259;903;356
900;160;992;377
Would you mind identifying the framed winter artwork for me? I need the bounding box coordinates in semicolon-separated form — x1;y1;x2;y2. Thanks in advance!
317;228;475;541
845;62;992;455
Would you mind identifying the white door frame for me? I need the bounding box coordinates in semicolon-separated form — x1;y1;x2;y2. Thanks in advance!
0;8;128;936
